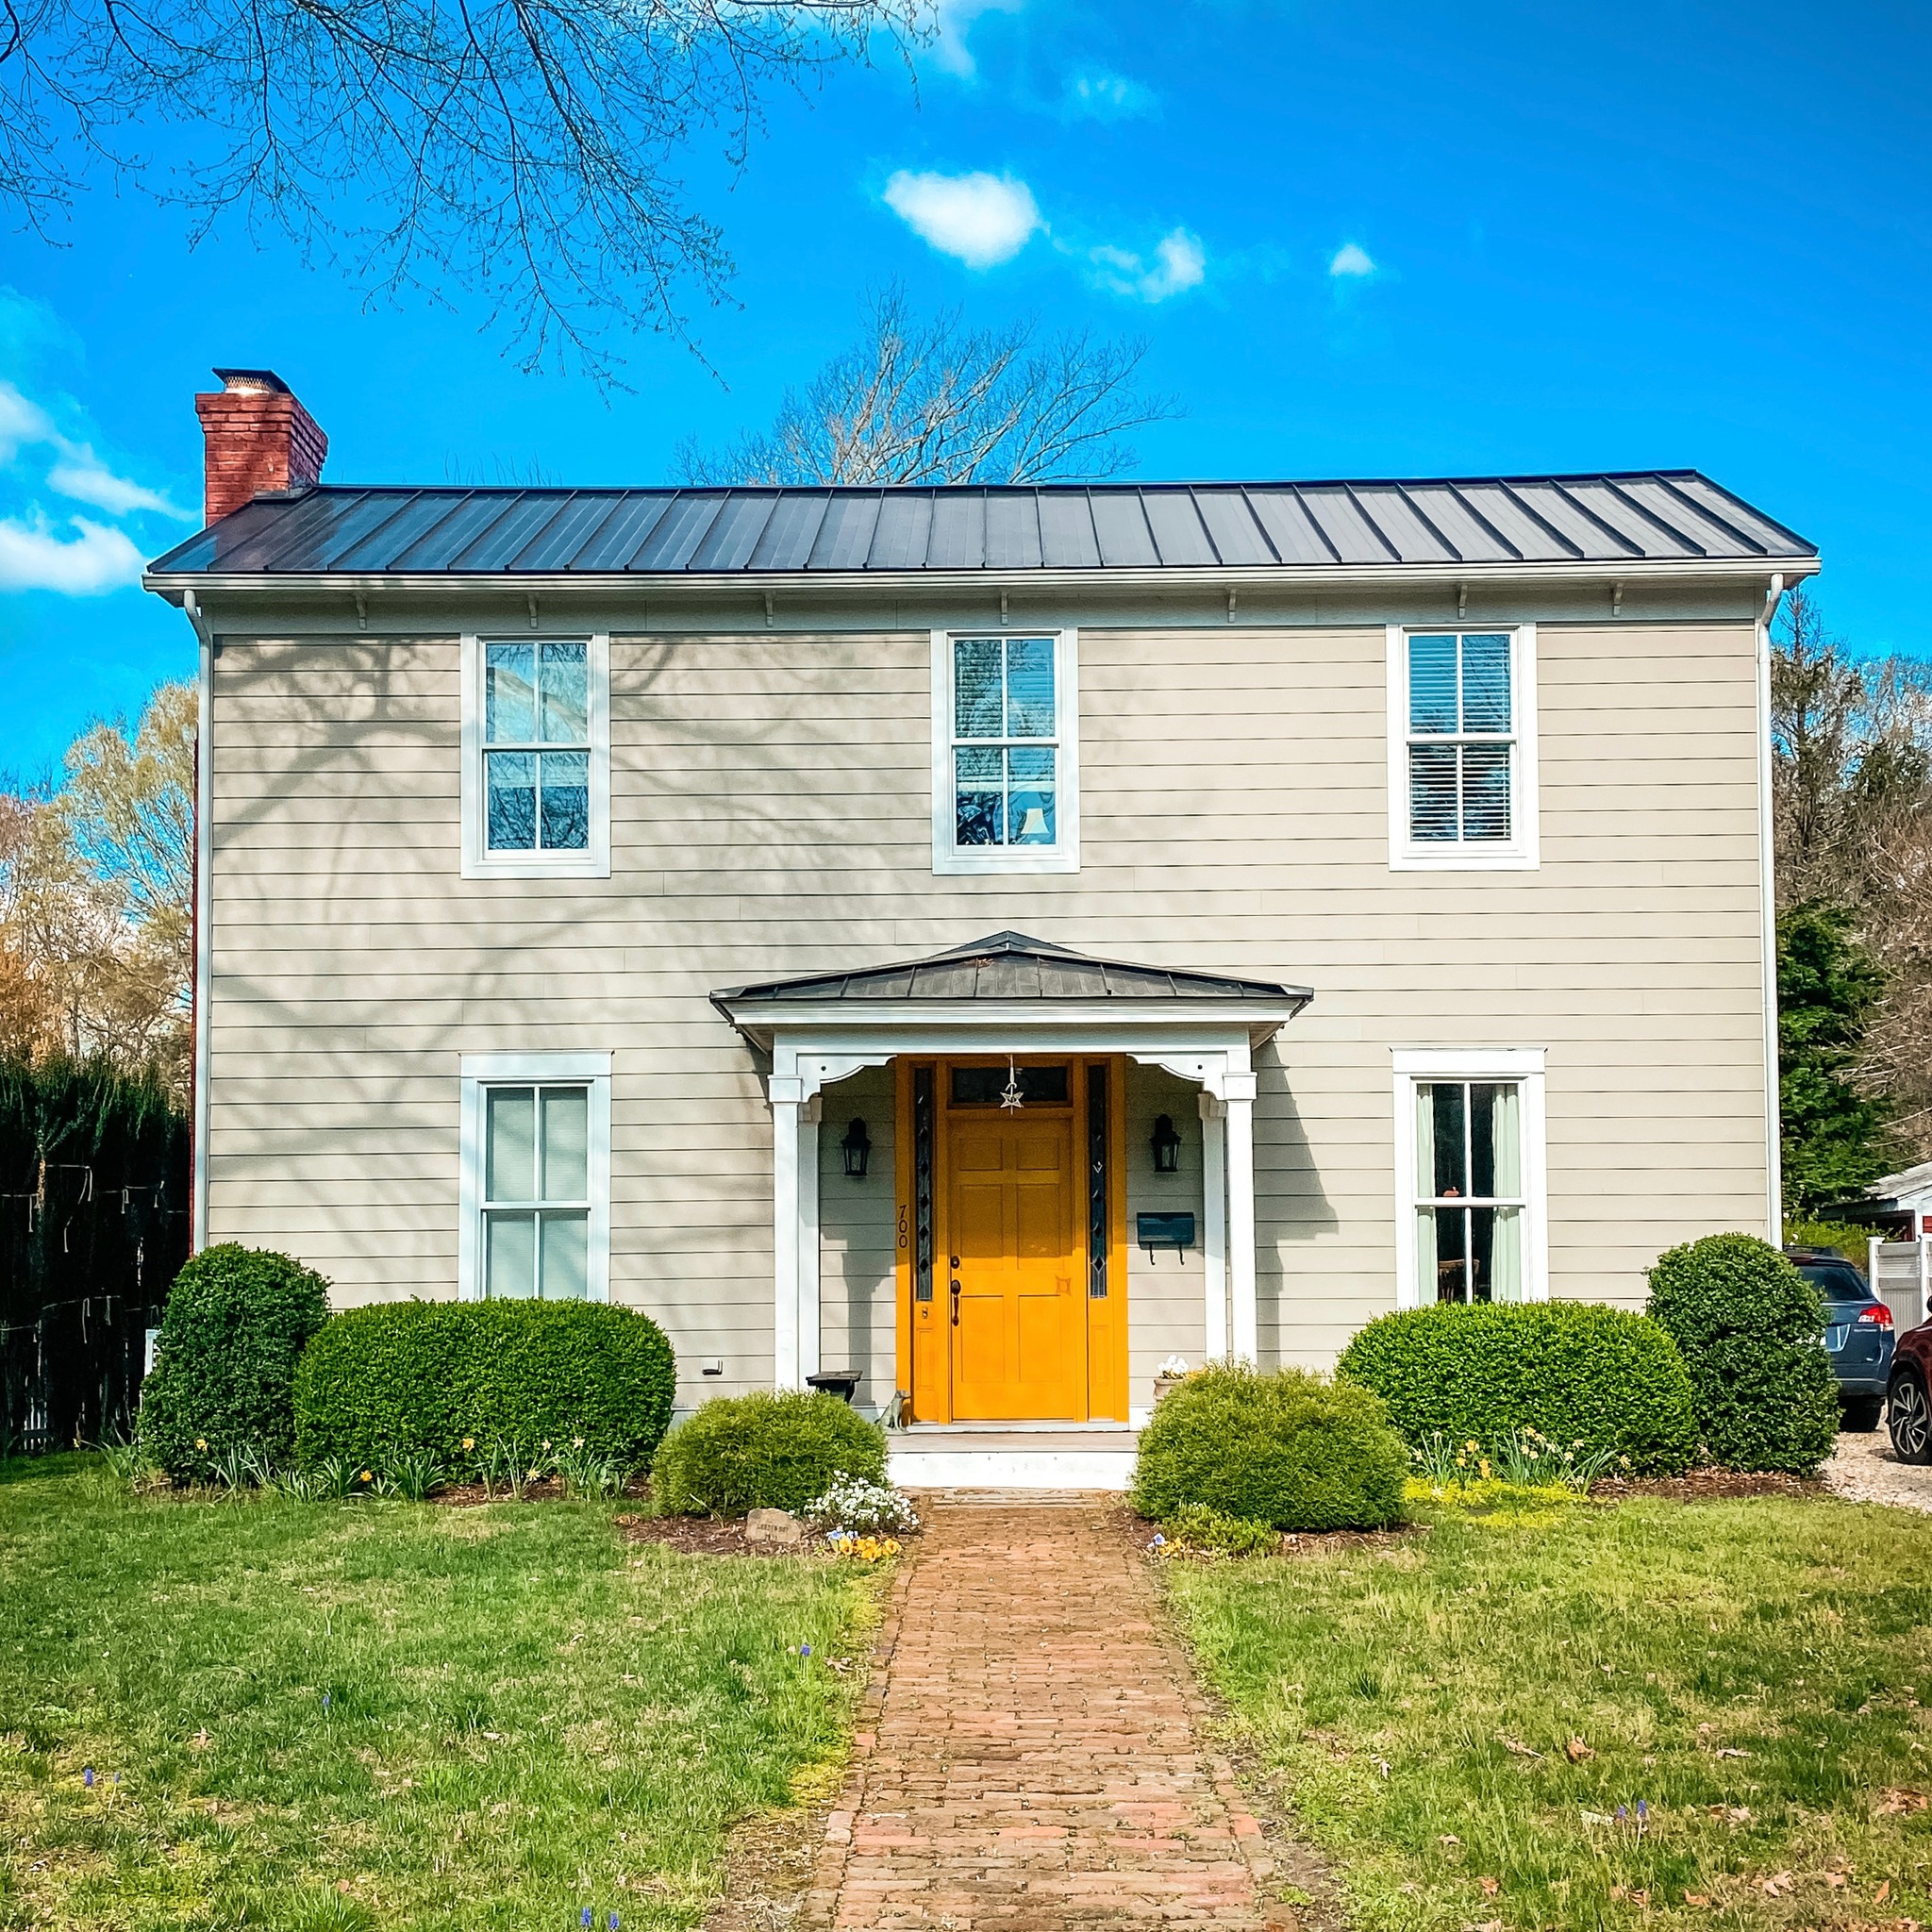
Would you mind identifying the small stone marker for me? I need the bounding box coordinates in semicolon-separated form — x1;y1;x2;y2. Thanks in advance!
744;1508;805;1546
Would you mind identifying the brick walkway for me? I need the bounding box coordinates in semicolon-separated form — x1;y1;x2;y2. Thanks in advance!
804;1495;1290;1931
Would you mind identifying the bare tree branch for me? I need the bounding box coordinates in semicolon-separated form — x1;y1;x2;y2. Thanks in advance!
676;284;1182;485
1;0;926;379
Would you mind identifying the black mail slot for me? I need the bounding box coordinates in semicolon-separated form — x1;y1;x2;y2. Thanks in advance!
1137;1211;1196;1257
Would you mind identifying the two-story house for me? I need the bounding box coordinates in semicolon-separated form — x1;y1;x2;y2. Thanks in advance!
144;368;1817;1486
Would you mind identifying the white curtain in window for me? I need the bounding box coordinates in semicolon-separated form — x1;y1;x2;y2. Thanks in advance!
1488;1084;1523;1301
1414;1083;1438;1302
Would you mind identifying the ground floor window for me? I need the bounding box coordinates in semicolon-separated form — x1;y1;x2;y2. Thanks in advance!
459;1053;611;1302
1393;1050;1546;1307
1415;1080;1523;1302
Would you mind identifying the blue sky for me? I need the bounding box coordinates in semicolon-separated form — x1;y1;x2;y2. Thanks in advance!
3;0;1929;774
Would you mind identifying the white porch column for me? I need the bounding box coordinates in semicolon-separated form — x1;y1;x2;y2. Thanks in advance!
770;1076;803;1390
1224;1072;1258;1364
1198;1091;1227;1361
798;1098;822;1384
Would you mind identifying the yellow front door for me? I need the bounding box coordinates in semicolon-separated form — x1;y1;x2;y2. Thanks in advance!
946;1108;1086;1420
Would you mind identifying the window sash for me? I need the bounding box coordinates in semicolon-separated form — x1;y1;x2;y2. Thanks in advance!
951;635;1060;852
1413;1078;1524;1306
1405;631;1516;848
470;637;602;864
481;1082;592;1300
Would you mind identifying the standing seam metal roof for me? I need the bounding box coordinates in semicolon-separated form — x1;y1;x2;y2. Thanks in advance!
146;471;1816;577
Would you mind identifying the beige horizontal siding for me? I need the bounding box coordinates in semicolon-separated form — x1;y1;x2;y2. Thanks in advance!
206;617;1771;1407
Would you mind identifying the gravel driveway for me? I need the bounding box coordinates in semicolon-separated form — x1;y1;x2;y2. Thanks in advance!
1824;1419;1932;1513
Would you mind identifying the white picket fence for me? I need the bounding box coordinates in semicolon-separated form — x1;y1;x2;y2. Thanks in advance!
1867;1236;1930;1334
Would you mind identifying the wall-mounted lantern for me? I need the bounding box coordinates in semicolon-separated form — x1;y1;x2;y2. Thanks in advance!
841;1118;872;1178
1150;1113;1182;1174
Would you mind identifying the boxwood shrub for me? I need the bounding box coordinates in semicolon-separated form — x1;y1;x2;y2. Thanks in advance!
651;1391;887;1517
1646;1233;1841;1474
138;1244;332;1481
1335;1301;1698;1474
293;1299;675;1474
1130;1365;1408;1531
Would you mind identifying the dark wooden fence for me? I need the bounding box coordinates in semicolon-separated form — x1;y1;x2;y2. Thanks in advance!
0;1060;189;1453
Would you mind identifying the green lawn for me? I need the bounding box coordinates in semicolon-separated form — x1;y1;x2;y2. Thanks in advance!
0;1457;876;1932
1164;1489;1932;1932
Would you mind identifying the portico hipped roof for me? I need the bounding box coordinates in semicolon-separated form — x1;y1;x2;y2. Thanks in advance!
712;931;1313;1052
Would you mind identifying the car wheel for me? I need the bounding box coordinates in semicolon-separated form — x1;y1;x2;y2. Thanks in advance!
1841;1394;1884;1433
1890;1371;1932;1466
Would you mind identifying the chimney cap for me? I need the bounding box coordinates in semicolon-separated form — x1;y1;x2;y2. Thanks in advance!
210;367;291;394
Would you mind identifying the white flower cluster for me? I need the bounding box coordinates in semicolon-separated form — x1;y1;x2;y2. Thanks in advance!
1157;1355;1191;1378
807;1474;920;1534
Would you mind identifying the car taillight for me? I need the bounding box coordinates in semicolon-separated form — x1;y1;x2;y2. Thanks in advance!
1857;1304;1893;1327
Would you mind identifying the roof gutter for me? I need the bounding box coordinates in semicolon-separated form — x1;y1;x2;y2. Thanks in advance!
143;554;1822;606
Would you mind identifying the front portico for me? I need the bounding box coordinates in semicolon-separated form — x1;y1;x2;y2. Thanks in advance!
713;934;1312;1471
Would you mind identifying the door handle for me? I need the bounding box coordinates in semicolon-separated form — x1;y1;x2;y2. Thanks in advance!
950;1278;961;1324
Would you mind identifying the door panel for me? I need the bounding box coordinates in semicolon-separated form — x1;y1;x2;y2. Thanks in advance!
947;1107;1084;1420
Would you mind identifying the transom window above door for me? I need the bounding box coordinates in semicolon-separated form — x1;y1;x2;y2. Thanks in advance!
460;634;610;879
1387;625;1538;871
931;629;1079;874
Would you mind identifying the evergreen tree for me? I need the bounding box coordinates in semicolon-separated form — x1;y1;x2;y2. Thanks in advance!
1777;905;1895;1208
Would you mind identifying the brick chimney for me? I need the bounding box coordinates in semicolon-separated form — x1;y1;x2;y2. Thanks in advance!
194;368;327;525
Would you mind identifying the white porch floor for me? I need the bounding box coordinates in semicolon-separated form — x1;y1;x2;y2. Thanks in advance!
887;1422;1141;1491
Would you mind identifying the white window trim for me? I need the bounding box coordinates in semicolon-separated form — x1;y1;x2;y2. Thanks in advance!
930;626;1080;874
460;631;611;879
459;1051;612;1302
1386;623;1540;872
1391;1047;1548;1307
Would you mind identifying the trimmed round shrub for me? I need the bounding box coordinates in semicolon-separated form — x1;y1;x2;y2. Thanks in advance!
293;1299;675;1474
651;1391;887;1517
139;1244;331;1481
1130;1365;1408;1531
1337;1301;1699;1475
1645;1233;1841;1474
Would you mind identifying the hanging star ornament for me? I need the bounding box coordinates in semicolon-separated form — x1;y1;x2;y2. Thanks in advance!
999;1058;1025;1111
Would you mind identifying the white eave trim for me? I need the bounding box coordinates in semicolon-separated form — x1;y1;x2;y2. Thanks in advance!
142;555;1823;603
716;996;1311;1055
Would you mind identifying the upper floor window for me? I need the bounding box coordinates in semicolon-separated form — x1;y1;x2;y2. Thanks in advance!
931;628;1079;874
1387;625;1538;870
461;633;610;878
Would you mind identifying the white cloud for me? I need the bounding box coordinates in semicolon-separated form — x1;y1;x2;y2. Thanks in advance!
0;377;192;520
0;514;147;594
1328;242;1376;277
883;170;1044;269
1064;70;1156;120
1085;227;1207;304
932;0;1023;78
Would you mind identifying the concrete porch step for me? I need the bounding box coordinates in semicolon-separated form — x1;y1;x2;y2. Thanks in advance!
888;1424;1141;1491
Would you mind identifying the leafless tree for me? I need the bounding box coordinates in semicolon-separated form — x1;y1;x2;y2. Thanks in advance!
1771;584;1932;1156
676;285;1181;485
1;0;923;377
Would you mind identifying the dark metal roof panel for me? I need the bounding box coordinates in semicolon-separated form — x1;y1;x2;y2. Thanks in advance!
927;491;987;570
689;491;778;572
1193;491;1277;566
630;493;725;570
1244;489;1341;565
508;491;625;569
809;492;883;570
985;491;1043;570
450;493;574;570
748;492;831;570
1090;491;1158;566
147;473;1818;576
868;492;933;570
1140;490;1217;566
1036;491;1101;569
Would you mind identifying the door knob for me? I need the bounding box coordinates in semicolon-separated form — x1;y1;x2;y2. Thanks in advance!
950;1255;960;1267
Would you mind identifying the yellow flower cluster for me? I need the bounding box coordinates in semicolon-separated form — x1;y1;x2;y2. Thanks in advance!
828;1534;900;1561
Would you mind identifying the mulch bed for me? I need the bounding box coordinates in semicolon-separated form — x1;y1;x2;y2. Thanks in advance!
613;1513;805;1556
1589;1469;1826;1503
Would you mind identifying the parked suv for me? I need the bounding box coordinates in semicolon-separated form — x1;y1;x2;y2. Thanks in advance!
1786;1247;1896;1433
